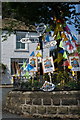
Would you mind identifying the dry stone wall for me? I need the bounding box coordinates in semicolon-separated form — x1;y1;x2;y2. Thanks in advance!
5;91;80;119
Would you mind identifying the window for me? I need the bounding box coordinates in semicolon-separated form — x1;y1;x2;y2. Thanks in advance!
16;32;26;49
11;58;29;75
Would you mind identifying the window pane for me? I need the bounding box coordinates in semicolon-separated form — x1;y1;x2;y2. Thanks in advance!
16;42;20;49
21;43;25;49
16;33;26;49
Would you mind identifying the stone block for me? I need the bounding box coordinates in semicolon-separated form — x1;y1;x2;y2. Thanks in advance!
47;107;57;114
43;98;51;105
30;92;52;98
14;105;22;114
22;92;31;98
11;97;20;104
22;105;30;113
30;106;36;114
33;98;41;105
38;106;46;114
62;99;78;105
15;97;31;105
58;107;68;114
19;97;25;104
52;98;60;105
26;98;32;105
69;107;80;115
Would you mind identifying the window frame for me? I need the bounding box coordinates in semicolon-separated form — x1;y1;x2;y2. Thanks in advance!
15;31;29;51
11;58;29;75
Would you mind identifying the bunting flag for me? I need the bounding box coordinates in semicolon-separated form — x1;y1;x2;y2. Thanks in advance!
58;49;64;54
36;43;40;50
63;36;68;41
63;24;71;34
61;32;68;41
68;65;72;69
65;41;74;51
74;52;79;56
69;44;74;50
66;32;72;41
72;71;75;76
61;32;66;38
30;51;35;56
72;34;77;41
63;51;68;59
53;23;63;38
59;40;64;49
26;64;34;71
45;35;50;42
62;60;70;66
55;31;61;40
22;62;26;69
36;52;42;57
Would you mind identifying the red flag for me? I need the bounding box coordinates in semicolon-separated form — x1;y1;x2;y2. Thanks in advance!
62;60;70;66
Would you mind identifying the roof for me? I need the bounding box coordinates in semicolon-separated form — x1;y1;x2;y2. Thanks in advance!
2;18;36;31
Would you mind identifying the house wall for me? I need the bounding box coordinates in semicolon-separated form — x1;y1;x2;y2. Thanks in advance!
1;31;49;84
1;31;37;84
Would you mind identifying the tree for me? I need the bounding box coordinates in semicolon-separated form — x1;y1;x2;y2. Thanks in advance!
2;2;80;32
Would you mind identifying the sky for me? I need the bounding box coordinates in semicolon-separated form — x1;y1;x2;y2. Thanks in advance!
68;4;80;35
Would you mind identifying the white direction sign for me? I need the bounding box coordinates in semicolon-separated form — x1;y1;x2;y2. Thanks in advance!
20;38;32;43
36;23;46;35
20;37;39;43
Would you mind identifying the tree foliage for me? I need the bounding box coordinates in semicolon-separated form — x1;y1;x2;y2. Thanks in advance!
2;2;80;32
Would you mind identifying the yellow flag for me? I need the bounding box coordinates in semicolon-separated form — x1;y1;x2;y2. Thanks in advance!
63;37;68;41
36;52;42;57
36;45;40;50
36;43;40;50
61;32;66;38
72;71;75;76
61;32;68;41
68;65;72;69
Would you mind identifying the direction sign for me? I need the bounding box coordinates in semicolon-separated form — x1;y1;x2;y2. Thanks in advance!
20;37;39;43
36;23;46;35
20;38;32;43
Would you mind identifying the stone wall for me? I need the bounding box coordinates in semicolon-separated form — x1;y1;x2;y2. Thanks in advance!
5;91;80;119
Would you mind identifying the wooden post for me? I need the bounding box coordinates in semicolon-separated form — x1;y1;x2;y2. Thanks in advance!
32;72;34;91
49;72;52;83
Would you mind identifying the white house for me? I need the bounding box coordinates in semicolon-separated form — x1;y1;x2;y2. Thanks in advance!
1;18;49;85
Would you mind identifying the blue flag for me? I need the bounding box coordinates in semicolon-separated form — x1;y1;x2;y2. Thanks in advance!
30;51;35;56
45;35;50;42
26;64;34;71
